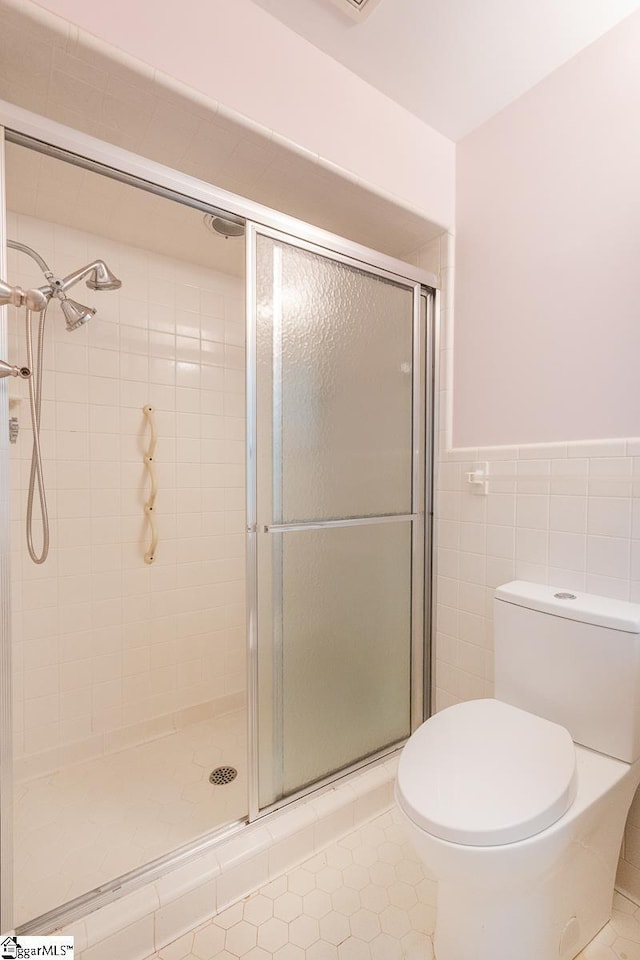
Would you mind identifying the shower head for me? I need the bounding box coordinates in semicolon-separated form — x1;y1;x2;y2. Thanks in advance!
60;297;96;332
58;259;121;295
85;261;122;292
203;213;245;239
8;242;121;325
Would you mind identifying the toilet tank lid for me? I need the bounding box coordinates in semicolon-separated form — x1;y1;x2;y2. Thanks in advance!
495;581;640;633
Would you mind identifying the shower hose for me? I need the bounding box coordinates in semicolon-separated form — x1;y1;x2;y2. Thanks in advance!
24;305;49;564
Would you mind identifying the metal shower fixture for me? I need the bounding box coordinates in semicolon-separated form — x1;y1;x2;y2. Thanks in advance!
203;213;245;239
86;261;122;291
7;239;121;329
59;297;96;332
327;0;385;21
0;276;48;312
4;239;122;564
0;358;30;380
209;766;238;785
0;277;47;378
57;258;122;294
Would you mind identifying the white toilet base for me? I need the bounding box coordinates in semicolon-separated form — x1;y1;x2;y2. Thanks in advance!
397;745;640;960
433;872;610;960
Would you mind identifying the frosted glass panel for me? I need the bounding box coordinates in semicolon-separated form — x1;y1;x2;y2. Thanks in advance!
258;522;412;804
254;229;423;812
257;236;413;522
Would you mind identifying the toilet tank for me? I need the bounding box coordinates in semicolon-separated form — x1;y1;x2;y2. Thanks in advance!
494;581;640;763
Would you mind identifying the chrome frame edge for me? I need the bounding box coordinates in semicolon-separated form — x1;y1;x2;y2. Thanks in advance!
270;243;285;803
16;817;245;937
0;123;14;933
250;222;424;290
4;128;247;231
410;284;426;734
424;290;437;721
245;224;260;823
0;101;439;292
256;740;403;821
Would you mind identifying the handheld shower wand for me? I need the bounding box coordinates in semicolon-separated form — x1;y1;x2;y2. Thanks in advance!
4;241;122;563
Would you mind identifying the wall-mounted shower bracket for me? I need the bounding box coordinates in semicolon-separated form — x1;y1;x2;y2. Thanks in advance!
0;277;48;312
465;462;489;495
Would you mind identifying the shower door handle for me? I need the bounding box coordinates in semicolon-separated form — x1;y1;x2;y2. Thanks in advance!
262;514;418;533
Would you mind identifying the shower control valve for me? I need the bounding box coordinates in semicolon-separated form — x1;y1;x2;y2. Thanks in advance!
0;359;31;380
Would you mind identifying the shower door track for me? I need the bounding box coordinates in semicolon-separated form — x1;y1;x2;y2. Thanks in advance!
15;746;401;937
0;99;437;936
1;120;438;287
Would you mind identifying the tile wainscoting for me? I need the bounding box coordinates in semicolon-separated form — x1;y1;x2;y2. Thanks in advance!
434;436;640;902
425;230;640;901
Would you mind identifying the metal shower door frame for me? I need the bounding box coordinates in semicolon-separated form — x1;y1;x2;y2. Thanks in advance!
245;222;434;822
0;124;14;934
0;97;437;933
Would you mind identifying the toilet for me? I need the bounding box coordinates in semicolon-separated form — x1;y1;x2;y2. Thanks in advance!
396;581;640;960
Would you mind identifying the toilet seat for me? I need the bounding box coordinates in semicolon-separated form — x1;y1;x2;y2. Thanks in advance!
396;698;577;846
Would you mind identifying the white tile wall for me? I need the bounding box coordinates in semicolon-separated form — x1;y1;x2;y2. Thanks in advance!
6;210;246;779
416;230;640;902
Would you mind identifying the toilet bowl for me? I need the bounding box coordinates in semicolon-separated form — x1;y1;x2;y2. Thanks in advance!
396;582;640;960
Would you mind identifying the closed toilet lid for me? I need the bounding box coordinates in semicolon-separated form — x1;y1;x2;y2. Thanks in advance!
396;699;577;846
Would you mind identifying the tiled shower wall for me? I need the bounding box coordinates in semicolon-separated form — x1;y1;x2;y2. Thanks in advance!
410;231;640;902
7;211;246;781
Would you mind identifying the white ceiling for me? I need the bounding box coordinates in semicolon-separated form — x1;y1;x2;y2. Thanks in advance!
249;0;640;140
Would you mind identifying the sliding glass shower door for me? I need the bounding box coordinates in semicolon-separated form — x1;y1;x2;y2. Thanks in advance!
249;227;430;812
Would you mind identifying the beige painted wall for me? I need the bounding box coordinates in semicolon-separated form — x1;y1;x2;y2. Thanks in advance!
30;0;455;231
454;9;640;447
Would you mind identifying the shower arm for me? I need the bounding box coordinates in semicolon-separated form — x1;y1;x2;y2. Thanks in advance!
35;260;112;300
7;240;96;299
8;242;121;306
53;260;104;294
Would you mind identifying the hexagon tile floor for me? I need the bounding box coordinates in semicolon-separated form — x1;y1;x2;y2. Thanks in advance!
143;807;640;960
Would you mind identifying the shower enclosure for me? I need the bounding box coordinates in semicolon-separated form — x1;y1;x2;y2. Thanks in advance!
0;104;435;935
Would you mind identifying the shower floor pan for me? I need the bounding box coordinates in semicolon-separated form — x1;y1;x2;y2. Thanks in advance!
13;709;246;926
